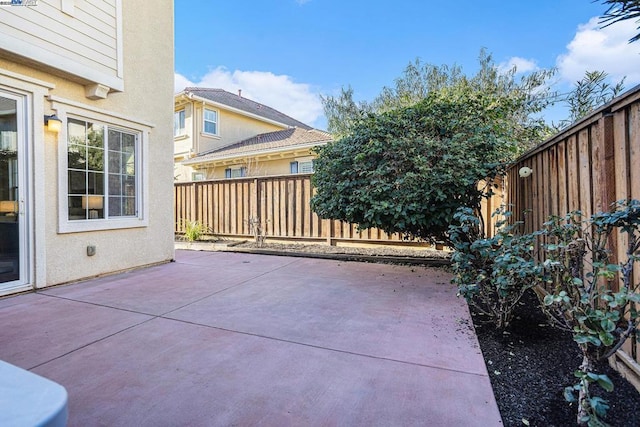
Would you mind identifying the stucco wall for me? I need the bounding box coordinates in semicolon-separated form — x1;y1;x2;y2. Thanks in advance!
0;0;174;288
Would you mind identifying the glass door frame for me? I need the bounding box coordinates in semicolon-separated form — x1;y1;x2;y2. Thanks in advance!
0;89;30;294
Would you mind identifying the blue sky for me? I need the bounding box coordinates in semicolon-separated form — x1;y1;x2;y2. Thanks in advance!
175;1;640;129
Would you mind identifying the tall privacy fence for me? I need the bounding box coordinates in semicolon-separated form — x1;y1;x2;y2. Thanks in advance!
175;174;417;246
175;174;502;247
506;84;640;375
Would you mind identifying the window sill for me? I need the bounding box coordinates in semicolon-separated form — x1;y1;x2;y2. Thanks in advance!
58;217;148;234
174;133;188;141
200;132;220;139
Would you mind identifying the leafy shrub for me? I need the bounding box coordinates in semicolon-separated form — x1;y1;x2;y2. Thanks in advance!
540;200;640;426
449;206;543;329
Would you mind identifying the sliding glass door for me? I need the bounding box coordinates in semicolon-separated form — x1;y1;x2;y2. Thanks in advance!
0;92;27;291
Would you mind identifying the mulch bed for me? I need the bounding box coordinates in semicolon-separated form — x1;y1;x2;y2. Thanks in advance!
472;290;640;426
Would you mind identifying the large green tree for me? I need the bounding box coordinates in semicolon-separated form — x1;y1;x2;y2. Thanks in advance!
322;50;556;150
312;83;522;244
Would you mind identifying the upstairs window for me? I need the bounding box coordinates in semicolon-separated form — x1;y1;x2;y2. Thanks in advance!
203;108;218;135
174;109;185;136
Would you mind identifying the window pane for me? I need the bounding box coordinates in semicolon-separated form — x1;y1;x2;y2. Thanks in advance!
204;121;217;134
86;123;103;148
109;174;121;195
87;147;104;171
67;119;86;145
108;129;121;151
108;196;121;216
123;152;135;175
87;172;104;195
123;175;136;196
123;197;136;216
122;133;135;153
204;109;217;122
68;196;85;220
108;151;121;172
68;170;87;193
68;144;86;169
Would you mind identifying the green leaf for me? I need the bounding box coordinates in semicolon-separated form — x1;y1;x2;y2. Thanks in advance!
596;375;614;392
564;386;576;402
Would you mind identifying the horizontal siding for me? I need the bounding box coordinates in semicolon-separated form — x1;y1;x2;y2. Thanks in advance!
0;0;121;87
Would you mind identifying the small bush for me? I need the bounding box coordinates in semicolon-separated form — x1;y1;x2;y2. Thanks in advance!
180;220;210;242
540;200;640;426
449;206;544;329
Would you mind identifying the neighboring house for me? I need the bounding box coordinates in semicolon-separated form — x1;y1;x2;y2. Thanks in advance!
0;1;174;296
174;87;329;181
183;127;332;179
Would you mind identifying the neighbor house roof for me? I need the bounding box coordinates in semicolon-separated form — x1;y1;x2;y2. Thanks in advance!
184;127;332;165
180;87;313;130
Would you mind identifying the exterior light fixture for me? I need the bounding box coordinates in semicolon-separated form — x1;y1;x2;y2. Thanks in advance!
519;166;533;178
44;114;62;133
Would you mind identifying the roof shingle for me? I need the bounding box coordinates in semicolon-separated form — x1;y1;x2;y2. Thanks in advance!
182;87;313;130
186;128;332;163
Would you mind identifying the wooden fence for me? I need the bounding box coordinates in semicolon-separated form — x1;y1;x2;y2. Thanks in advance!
506;84;640;378
175;174;424;246
175;173;503;248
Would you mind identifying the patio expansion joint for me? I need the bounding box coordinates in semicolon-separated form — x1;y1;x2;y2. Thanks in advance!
160;316;490;380
160;258;302;317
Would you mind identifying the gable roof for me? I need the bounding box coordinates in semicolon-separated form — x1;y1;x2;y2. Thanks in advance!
180;87;313;130
184;127;332;165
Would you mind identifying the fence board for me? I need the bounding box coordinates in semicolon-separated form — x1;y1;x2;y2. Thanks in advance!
505;87;640;369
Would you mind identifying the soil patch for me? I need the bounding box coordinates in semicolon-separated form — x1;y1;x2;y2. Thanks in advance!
473;289;640;426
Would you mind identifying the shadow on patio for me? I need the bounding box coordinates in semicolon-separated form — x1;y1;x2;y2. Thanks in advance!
0;250;502;426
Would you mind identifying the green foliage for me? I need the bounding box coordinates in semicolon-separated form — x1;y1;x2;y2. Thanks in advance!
600;0;640;43
312;82;518;243
322;49;556;150
449;207;544;329
180;220;210;242
540;200;640;426
555;71;625;129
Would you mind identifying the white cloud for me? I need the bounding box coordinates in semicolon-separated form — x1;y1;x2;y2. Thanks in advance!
174;68;324;128
498;57;539;75
557;17;640;84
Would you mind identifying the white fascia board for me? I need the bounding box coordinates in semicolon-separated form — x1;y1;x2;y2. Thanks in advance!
183;140;329;166
185;93;295;129
0;34;124;92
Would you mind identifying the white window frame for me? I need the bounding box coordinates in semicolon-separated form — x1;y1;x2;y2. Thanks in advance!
291;156;315;174
52;96;152;233
174;109;185;137
203;108;218;136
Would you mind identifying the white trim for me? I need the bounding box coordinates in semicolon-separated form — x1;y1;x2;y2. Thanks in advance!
0;69;55;90
183;141;328;166
0;33;124;92
181;92;298;130
115;0;124;80
0;70;53;290
48;96;155;128
55;107;150;234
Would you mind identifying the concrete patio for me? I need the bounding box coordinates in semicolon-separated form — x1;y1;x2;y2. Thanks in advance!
0;250;502;426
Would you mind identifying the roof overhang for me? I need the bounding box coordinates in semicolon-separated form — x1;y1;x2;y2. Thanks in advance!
175;91;299;130
182;140;329;167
